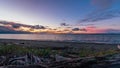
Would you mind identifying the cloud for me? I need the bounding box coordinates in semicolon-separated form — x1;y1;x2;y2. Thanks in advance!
80;10;120;22
72;28;80;31
0;21;46;29
60;23;69;26
0;26;30;34
0;21;48;33
12;24;21;28
72;28;87;32
92;0;113;10
31;25;46;29
81;26;105;33
79;0;119;23
79;28;87;32
0;20;120;34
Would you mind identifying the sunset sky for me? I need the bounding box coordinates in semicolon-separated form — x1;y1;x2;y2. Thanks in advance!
0;0;120;34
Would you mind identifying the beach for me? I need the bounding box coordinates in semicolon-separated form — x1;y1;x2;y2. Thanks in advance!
0;39;118;50
0;39;120;68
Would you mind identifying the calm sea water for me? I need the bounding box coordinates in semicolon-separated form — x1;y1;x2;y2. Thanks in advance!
0;34;120;44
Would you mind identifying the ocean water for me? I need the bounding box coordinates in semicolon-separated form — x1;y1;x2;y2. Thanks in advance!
0;34;120;44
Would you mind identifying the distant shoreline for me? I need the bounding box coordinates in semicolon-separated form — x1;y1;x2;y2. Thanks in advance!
0;33;120;35
0;38;118;45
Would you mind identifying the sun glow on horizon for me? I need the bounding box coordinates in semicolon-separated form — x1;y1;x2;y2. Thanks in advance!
0;21;117;34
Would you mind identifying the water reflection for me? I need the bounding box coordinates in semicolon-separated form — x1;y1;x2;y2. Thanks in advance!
0;34;120;44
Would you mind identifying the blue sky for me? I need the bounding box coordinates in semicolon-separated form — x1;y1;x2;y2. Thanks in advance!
0;0;120;33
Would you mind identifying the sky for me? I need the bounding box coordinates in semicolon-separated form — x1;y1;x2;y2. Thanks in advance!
0;0;120;34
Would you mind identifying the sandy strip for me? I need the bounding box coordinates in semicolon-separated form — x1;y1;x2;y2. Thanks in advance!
0;39;117;50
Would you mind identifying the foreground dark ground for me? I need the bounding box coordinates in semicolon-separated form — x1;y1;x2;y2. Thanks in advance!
0;39;120;68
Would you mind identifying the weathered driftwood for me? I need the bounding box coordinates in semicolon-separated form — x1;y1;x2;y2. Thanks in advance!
0;65;47;68
0;54;120;68
0;53;42;66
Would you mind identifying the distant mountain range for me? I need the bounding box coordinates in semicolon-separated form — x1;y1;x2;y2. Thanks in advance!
0;26;30;34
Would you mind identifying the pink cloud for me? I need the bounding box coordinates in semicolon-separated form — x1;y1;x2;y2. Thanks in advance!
84;26;106;33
